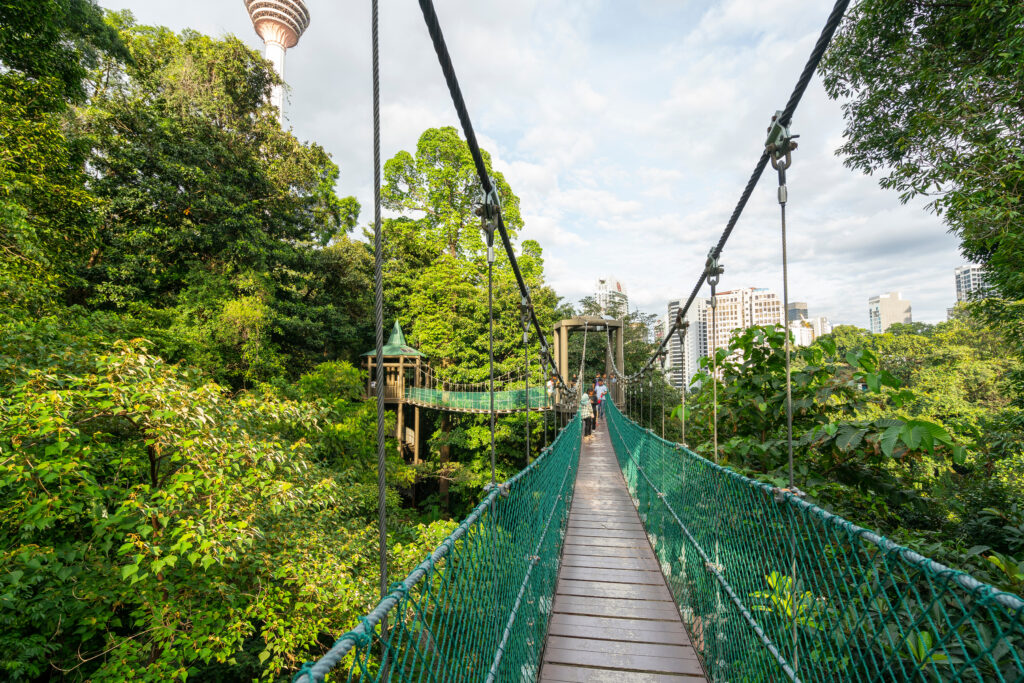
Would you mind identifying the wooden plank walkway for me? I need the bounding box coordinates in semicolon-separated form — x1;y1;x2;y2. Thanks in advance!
540;420;708;682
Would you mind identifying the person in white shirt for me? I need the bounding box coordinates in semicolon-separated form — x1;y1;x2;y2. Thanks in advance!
595;379;608;420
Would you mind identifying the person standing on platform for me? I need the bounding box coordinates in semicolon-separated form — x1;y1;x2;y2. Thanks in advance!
589;388;600;428
595;379;607;421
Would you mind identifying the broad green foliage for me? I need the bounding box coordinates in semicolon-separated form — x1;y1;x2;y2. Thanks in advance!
0;318;448;681
820;1;1024;399
0;0;130;104
72;16;368;386
674;322;1024;593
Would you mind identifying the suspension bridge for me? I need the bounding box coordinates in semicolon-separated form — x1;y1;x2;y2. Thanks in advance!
293;0;1024;680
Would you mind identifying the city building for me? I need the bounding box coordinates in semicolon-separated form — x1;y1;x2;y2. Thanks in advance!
667;297;708;391
708;287;784;352
868;292;912;333
787;301;808;322
245;0;311;120
955;264;989;302
788;315;833;347
595;276;629;316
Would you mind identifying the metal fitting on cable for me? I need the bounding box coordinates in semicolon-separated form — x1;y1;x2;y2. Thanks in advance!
705;249;724;305
476;180;501;263
483;481;511;497
772;486;807;502
766;110;800;206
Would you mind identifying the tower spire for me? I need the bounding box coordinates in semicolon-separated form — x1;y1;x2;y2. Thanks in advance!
244;0;310;121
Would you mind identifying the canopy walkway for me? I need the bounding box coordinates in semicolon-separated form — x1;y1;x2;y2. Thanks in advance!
312;0;1024;680
296;401;1024;682
404;386;550;414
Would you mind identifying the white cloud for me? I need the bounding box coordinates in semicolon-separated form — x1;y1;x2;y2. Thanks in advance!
102;0;965;328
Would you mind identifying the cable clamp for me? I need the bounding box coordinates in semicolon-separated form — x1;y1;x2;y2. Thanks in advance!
704;249;724;288
765;110;799;171
772;486;806;502
481;481;509;497
476;181;501;251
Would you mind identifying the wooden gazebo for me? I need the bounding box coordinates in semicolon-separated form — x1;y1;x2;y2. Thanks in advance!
362;322;425;462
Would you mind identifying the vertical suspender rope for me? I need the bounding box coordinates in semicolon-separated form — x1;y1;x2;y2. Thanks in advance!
706;252;723;464
769;117;801;678
648;374;653;430
522;298;531;462
484;209;497;485
370;0;388;651
680;327;687;447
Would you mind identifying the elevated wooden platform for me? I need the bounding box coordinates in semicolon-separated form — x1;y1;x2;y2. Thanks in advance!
541;421;707;682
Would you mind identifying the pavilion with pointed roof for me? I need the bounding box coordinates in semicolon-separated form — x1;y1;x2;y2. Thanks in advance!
362;322;426;462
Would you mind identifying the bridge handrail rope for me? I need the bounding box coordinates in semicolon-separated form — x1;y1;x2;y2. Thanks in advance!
603;399;1024;682
294;413;582;682
617;0;852;384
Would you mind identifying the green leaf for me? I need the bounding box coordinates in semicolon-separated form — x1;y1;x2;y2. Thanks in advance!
836;427;868;452
121;564;139;580
880;425;902;457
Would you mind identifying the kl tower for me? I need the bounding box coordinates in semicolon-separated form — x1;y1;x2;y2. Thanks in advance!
244;0;310;120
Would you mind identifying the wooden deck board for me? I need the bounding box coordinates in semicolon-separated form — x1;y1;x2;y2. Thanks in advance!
541;422;708;681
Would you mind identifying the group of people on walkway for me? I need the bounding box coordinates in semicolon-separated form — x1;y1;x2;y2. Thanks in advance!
580;374;609;440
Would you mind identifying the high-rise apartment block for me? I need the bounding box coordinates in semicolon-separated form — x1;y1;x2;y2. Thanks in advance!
595;277;629;316
667;297;708;390
868;292;912;333
955;265;989;302
708;288;784;351
245;0;310;120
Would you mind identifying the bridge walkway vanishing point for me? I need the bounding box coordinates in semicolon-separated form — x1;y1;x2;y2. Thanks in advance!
541;420;708;682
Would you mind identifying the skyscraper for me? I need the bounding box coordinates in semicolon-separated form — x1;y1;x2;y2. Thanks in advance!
707;288;784;352
868;292;912;333
786;301;808;322
667;297;708;390
245;0;310;120
955;264;989;302
595;277;629;316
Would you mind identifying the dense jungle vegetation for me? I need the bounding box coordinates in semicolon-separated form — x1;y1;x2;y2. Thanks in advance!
1;0;1022;680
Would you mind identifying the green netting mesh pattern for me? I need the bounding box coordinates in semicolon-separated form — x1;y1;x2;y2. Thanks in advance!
295;414;582;682
404;386;550;412
605;399;1024;683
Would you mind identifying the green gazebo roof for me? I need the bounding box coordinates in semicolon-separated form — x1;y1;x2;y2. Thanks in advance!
362;322;425;358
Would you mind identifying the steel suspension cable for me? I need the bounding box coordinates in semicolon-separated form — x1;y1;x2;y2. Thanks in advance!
615;0;852;383
415;0;570;394
370;0;388;643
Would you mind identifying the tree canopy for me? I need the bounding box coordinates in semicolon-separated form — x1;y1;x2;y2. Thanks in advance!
820;0;1024;399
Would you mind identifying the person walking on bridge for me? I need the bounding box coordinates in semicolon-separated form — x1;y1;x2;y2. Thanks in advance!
579;389;594;440
595;378;607;421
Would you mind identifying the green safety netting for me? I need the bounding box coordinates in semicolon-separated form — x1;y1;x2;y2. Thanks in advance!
404;386;550;412
295;414;582;682
605;399;1024;682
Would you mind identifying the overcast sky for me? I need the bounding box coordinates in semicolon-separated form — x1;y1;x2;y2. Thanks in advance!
101;0;966;327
